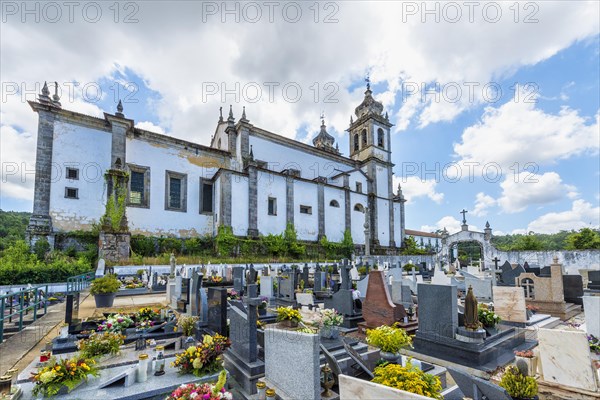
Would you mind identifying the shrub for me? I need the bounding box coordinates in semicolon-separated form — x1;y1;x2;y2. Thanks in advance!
402;263;416;272
366;325;412;353
183;237;202;255
215;226;236;256
131;235;156;257
372;362;443;400
159;237;182;254
33;237;51;260
499;365;538;399
77;331;125;359
89;275;121;295
478;306;501;328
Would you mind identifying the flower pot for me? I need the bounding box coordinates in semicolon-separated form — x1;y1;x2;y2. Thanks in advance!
279;320;298;328
380;351;400;363
258;308;267;316
515;356;538;377
94;293;116;308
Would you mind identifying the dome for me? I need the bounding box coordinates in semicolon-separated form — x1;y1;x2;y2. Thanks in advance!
354;87;384;118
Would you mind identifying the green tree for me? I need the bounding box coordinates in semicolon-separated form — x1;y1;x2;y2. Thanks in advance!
400;236;427;255
566;228;600;250
511;234;544;251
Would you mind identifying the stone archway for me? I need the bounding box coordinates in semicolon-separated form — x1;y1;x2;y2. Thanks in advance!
438;225;494;270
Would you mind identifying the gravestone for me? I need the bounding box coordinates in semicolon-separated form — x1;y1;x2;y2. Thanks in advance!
350;266;359;281
499;262;525;286
492;286;527;323
233;266;245;295
95;258;106;278
302;264;309;287
448;367;511;400
583;296;600;338
207;287;227;335
262;266;269;276
340;259;352;290
277;277;294;302
539;266;551;277
464;277;493;301
390;280;413;308
356;275;369;298
260;275;273;298
587;270;600;290
417;283;457;339
562;275;584;305
314;270;326;292
361;271;403;329
431;269;451;285
189;272;201;316
247;264;258;285
538;328;597;391
65;293;81;333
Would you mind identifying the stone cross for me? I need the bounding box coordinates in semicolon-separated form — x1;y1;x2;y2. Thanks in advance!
490;257;501;286
460;209;468;224
340;259;351;290
169;253;176;278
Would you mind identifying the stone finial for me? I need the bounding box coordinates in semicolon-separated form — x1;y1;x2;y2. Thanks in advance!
39;81;52;104
350;115;353;124
385;111;389;120
365;74;370;91
116;100;124;117
553;256;559;264
227;105;235;125
241;106;248;122
485;221;490;228
42;81;50;96
219;106;223;123
249;145;254;160
51;82;61;107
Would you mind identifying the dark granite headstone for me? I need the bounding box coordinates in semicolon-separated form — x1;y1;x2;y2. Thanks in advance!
500;263;525;286
563;275;584;305
277;277;294;302
247;264;258;285
302;264;309;288
314;271;326;292
233;266;244;295
189;272;201;316
448;367;511;400
207;287;227;335
588;271;600;290
540;266;551;277
417;283;457;338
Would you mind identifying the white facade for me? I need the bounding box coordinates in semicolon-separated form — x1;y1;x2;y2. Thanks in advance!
28;84;407;252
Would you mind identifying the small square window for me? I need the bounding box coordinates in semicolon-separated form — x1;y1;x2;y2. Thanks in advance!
165;171;187;212
300;205;312;215
356;182;362;193
66;167;79;180
268;197;277;216
127;164;150;208
65;187;78;199
200;179;214;214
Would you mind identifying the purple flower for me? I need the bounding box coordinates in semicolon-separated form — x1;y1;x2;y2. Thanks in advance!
117;318;124;323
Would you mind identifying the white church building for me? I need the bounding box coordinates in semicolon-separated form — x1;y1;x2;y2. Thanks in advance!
26;82;407;253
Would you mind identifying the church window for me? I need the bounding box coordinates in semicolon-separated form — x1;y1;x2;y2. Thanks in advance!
353;134;359;152
268;197;277;215
217;138;222;149
200;179;213;214
377;128;384;148
127;164;150;208
66;167;79;180
354;203;364;212
361;129;367;146
355;182;362;193
329;200;340;208
64;187;78;199
300;205;312;215
165;170;187;212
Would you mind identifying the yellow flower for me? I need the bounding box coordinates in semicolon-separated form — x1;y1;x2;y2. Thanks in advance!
186;346;197;355
192;357;203;369
54;366;60;371
203;335;213;345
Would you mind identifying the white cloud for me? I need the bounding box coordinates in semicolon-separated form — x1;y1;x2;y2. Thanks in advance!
135;121;165;135
454;86;600;170
525;200;600;233
472;192;496;217
421;216;479;235
0;125;36;200
497;172;577;213
394;176;444;204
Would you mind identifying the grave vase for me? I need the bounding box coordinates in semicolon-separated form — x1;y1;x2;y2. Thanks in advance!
515;356;538;377
320;326;339;340
258;307;267;316
380;351;400;363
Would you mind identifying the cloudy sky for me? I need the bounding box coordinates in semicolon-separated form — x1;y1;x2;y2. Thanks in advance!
1;1;599;235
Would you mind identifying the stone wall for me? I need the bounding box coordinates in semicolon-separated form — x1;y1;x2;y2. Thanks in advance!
99;232;130;263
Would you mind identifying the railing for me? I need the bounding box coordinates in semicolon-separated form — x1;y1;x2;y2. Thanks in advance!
0;284;48;343
66;272;95;294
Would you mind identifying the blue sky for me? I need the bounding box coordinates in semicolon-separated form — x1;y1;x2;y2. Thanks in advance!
1;1;598;235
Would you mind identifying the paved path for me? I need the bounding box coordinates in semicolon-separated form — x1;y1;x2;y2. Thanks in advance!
0;291;166;375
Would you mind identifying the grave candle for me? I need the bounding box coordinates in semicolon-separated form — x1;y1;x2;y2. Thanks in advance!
256;381;266;400
0;375;11;395
39;350;50;363
154;346;165;376
59;323;69;339
136;354;149;382
265;388;276;400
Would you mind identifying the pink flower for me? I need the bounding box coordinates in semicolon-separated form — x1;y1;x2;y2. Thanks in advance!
117;318;123;323
202;394;210;400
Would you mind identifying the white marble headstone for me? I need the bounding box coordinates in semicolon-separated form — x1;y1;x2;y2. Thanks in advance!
538;328;597;391
583;296;600;338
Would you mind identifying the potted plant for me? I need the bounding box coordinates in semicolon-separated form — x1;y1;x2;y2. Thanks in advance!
478;305;501;335
275;306;302;328
514;350;538;377
320;309;343;339
179;315;198;347
77;331;125;361
371;361;443;400
499;365;538;400
171;334;231;377
366;325;412;363
258;296;268;316
525;304;539;319
31;356;99;397
166;370;231;400
96;313;134;333
89;275;120;308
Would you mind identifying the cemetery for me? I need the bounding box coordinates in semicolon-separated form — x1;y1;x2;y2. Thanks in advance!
0;243;598;400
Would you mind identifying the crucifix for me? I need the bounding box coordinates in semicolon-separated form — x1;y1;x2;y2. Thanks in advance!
365;74;370;90
490;256;501;286
460;209;468;224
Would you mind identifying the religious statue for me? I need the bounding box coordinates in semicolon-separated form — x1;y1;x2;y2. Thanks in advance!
169;253;176;278
464;285;480;331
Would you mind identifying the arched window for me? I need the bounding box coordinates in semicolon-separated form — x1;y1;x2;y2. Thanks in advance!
353;134;359;152
377;128;384;148
354;203;364;212
361;129;367;146
217;138;222;149
329;200;340;208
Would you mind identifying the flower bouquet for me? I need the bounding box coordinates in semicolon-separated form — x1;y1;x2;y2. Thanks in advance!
31;356;98;397
320;309;343;339
209;276;223;284
77;331;125;359
166;370;232;400
372;361;443;400
136;307;160;322
172;334;231;377
227;289;240;301
97;313;134;332
275;306;302;328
